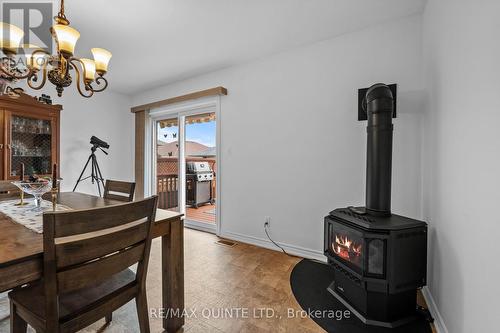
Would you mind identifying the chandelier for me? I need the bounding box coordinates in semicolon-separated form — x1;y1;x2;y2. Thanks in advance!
0;0;111;98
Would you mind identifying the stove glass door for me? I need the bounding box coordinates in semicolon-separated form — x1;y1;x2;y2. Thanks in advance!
329;222;364;273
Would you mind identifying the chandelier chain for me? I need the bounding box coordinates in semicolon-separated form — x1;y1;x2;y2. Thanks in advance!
55;0;69;25
60;0;65;17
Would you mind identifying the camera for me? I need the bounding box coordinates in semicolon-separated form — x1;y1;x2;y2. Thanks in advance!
90;136;109;149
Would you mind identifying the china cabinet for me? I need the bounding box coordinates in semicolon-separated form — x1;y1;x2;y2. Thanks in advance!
0;93;62;180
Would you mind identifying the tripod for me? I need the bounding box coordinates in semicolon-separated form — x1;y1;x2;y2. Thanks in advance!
73;145;108;196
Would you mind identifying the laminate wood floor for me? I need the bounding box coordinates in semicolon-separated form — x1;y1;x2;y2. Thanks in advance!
0;228;435;333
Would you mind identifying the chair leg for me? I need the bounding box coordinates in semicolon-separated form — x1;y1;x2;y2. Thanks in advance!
135;290;150;333
10;302;27;333
105;313;112;324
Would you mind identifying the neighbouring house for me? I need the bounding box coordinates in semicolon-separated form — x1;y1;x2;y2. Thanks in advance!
157;140;211;158
157;140;217;176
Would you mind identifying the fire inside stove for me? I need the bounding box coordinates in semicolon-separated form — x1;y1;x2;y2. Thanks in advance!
332;234;362;262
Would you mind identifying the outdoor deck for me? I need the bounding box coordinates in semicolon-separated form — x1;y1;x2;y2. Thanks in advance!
167;204;216;224
157;171;216;225
186;204;216;224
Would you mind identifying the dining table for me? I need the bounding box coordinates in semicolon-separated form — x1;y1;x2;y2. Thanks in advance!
0;191;185;333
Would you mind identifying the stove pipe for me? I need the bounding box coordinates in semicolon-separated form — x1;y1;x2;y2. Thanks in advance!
365;83;394;216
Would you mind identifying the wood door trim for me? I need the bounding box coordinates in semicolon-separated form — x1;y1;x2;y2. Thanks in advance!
130;86;227;113
135;111;146;199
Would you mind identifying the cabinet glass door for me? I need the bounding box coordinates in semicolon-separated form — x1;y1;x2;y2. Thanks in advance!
10;115;53;177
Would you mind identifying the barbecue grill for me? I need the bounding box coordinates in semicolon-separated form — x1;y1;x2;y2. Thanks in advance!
186;161;214;208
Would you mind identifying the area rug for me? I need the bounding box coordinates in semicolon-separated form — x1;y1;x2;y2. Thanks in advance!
290;259;432;333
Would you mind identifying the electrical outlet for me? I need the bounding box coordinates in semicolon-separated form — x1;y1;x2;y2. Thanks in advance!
264;216;271;228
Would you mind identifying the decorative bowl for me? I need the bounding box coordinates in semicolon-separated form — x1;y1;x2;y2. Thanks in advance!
12;178;53;212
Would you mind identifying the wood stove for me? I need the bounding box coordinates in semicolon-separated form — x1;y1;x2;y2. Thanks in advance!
324;84;427;327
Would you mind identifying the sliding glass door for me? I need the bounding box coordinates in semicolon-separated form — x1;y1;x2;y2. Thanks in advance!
184;113;217;227
151;104;219;234
155;117;180;212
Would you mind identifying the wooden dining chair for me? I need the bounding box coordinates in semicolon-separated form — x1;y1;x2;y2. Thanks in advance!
103;180;136;202
8;195;158;333
0;180;20;200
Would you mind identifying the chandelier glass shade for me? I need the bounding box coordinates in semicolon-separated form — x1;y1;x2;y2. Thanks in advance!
0;0;111;98
52;24;80;57
91;48;112;75
80;58;96;82
0;23;24;55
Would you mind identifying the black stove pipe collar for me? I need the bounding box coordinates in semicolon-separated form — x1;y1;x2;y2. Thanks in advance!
365;83;394;217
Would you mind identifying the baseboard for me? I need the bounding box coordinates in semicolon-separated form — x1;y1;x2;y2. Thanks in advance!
219;230;326;262
421;286;448;333
184;219;216;234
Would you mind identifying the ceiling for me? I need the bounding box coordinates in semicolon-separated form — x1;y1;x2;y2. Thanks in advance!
65;0;427;94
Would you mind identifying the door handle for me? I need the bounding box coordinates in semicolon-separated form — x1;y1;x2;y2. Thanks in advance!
0;144;3;149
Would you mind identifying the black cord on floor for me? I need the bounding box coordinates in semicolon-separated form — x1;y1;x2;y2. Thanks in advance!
264;223;295;257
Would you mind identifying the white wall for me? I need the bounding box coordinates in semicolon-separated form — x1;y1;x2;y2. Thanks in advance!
18;84;134;195
56;90;134;195
133;15;425;259
422;1;500;332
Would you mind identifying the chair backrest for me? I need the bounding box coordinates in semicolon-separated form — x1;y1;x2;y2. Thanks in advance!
104;180;136;202
42;195;158;326
0;181;20;200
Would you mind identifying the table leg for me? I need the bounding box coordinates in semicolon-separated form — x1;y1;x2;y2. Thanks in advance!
162;218;184;332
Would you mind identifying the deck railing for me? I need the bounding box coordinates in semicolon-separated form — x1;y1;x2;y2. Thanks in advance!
157;158;216;210
157;174;179;209
156;173;216;210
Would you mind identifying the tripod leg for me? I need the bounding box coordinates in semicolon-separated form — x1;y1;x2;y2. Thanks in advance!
92;155;102;197
96;178;101;196
91;154;96;184
73;154;93;192
94;156;106;197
